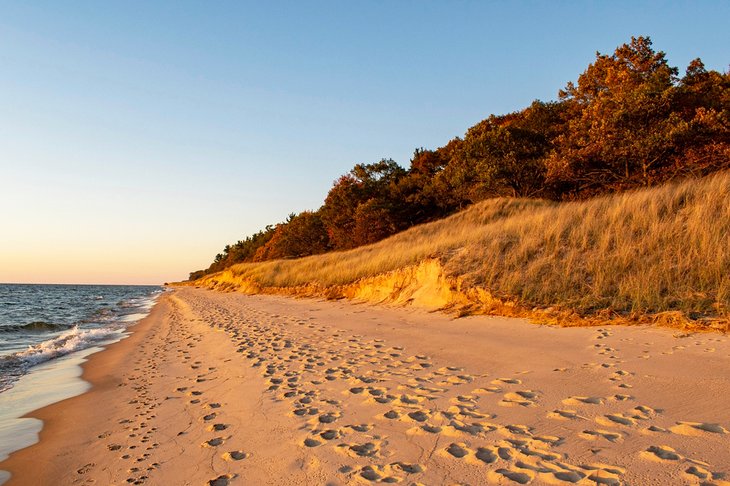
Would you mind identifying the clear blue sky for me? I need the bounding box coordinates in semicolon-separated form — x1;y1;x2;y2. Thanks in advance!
1;1;728;284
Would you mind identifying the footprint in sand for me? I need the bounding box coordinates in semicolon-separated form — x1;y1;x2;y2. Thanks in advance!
597;413;638;427
669;421;728;436
594;330;612;341
499;390;538;407
317;429;342;441
548;409;587;421
208;474;234;486
317;411;341;424
474;447;498;464
684;465;725;482
303;437;322;447
492;378;522;385
390;462;425;474
400;409;429;423
383;410;400;420
580;429;623;442
641;445;681;461
442;374;474;385
448;419;497;436
347;423;373;432
222;451;248;461
633;405;657;416
581;463;625;485
562;396;604;406
488;468;534;484
473;386;502;394
202;437;224;447
444;442;472;459
609;370;632;383
398;393;425;405
357;465;400;483
344;441;381;458
502;424;533;437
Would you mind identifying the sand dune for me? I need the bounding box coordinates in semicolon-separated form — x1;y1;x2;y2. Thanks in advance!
2;288;729;485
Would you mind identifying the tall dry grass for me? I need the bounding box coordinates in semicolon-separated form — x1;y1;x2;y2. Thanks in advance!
220;171;729;318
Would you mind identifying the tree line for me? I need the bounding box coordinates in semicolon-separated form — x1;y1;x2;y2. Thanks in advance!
190;37;729;280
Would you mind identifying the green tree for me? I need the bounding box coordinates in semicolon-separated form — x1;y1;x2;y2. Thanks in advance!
254;211;330;260
320;159;406;250
548;36;679;194
669;59;730;176
353;199;398;246
320;174;365;250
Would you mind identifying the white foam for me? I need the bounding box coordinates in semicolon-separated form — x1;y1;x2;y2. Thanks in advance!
15;326;124;367
0;289;162;394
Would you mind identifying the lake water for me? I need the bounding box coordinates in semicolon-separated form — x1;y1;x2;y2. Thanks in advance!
0;283;161;476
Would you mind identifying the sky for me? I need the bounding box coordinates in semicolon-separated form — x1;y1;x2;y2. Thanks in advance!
1;1;728;285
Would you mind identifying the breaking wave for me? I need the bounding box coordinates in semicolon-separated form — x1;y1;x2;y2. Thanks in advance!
0;326;124;393
0;321;71;333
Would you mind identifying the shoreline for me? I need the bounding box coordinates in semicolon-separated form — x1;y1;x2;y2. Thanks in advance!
0;296;164;484
2;288;729;484
0;345;94;465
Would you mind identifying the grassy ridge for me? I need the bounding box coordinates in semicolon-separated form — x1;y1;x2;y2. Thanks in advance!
194;38;729;279
214;172;729;322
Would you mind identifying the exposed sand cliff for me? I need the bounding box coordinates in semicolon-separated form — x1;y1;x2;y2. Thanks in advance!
185;172;730;332
196;260;460;310
190;256;728;332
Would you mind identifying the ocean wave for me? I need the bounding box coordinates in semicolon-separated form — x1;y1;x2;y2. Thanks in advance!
2;326;123;369
0;288;161;394
0;321;71;333
118;297;146;308
80;308;113;323
0;325;125;393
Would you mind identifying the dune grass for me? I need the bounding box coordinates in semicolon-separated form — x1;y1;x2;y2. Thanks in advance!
217;171;729;320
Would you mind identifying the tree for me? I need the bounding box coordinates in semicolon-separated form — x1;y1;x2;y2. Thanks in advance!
254;211;330;260
320;174;365;250
428;137;479;210
353;199;398;246
668;59;730;176
320;159;406;250
548;36;679;194
430;102;562;203
461;111;553;198
388;148;452;227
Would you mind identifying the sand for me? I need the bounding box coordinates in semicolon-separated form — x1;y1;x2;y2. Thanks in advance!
1;287;729;485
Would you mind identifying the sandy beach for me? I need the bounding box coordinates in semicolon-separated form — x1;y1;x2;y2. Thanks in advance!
2;288;729;485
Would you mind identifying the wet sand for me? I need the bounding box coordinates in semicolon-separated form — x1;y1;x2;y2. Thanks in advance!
2;287;729;485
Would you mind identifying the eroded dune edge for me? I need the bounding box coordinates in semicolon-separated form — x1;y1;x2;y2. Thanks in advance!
3;288;728;485
191;259;728;332
187;172;730;333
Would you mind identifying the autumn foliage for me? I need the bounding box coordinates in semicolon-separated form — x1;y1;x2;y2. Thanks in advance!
190;37;729;280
